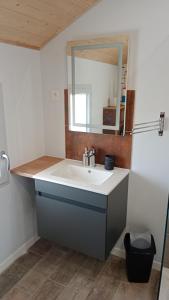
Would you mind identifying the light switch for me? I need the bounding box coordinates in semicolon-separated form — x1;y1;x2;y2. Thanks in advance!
51;90;60;102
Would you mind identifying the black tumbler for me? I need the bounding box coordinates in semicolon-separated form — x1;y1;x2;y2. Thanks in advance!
104;155;115;170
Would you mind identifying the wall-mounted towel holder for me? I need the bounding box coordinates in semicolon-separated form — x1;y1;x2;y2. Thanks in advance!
0;151;10;170
129;112;165;136
0;150;10;186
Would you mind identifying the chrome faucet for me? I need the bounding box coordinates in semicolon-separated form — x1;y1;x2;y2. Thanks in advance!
82;147;96;167
88;148;96;167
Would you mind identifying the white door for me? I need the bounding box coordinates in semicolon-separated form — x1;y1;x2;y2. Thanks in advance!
0;83;10;185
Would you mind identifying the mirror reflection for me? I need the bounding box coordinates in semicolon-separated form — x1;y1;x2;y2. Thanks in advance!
67;36;128;135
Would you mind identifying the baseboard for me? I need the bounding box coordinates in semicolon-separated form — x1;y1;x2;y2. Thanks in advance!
0;239;161;275
153;260;161;271
111;247;161;271
111;246;125;259
0;235;39;275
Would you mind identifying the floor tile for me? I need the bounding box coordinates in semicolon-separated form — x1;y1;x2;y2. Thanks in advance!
86;275;120;300
17;269;46;295
28;239;53;257
2;287;30;300
0;253;41;299
56;283;92;300
31;279;63;300
0;241;160;300
79;257;105;279
101;255;128;282
50;252;86;285
158;267;169;300
6;253;41;278
113;282;156;300
59;268;95;299
0;274;19;299
57;273;94;300
68;272;94;290
33;247;66;276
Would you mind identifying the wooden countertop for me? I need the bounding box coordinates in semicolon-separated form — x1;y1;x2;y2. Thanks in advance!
11;156;63;178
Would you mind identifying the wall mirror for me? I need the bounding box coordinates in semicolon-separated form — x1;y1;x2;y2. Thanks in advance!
67;35;129;135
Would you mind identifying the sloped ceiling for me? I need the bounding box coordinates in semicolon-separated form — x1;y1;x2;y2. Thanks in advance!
0;0;99;50
67;36;128;65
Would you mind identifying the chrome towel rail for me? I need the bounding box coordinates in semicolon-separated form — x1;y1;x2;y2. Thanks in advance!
0;151;10;170
129;112;165;136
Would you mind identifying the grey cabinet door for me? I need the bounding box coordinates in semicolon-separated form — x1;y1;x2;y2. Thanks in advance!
36;195;106;260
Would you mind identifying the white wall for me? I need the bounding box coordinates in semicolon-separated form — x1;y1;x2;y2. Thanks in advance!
0;43;45;268
41;0;169;261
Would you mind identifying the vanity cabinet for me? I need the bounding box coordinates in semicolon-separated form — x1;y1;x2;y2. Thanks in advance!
35;175;129;260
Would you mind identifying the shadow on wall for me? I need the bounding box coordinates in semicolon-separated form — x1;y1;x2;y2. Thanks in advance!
0;83;7;151
127;171;168;261
0;83;10;187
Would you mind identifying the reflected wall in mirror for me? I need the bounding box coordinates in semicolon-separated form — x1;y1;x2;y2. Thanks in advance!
67;35;129;135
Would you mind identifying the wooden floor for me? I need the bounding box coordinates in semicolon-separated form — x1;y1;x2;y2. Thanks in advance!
158;267;169;300
0;239;160;300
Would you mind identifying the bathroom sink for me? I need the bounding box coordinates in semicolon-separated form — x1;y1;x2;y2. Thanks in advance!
51;163;112;185
34;159;129;195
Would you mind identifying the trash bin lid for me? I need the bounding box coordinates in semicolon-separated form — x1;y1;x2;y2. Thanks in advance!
130;232;151;249
131;238;151;249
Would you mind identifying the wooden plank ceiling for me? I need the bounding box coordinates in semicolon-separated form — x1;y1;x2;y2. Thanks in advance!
67;36;128;65
72;48;126;65
0;0;99;50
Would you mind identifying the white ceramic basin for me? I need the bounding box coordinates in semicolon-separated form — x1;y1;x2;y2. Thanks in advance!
51;163;112;186
34;159;129;195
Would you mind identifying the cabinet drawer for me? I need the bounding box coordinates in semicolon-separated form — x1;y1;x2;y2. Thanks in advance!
35;179;107;209
36;194;106;260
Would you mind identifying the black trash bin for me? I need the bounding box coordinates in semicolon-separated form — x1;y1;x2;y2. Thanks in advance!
124;233;156;283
